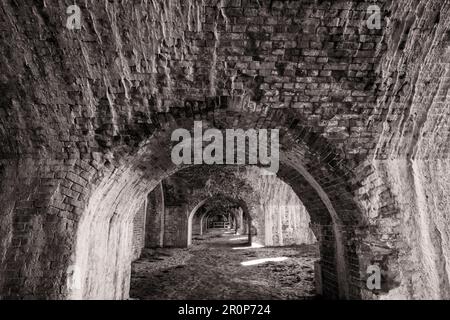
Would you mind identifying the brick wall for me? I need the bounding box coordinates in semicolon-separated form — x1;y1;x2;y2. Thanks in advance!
131;201;147;261
145;184;165;248
163;206;189;248
0;0;449;300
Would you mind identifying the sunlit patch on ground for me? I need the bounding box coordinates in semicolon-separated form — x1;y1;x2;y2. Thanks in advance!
130;232;319;300
241;257;289;266
228;236;249;241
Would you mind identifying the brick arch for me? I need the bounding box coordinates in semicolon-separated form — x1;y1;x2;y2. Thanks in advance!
0;0;448;302
187;195;253;246
156;165;259;247
0;108;364;300
65;107;365;300
0;0;387;300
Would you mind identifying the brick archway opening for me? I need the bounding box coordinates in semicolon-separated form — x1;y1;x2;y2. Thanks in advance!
1;0;449;301
187;196;253;247
66;110;364;300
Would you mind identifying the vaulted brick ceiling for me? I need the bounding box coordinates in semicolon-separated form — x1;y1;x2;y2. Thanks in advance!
0;0;449;300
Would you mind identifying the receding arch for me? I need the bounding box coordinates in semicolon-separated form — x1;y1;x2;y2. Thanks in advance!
67;108;363;300
187;195;252;247
187;199;208;247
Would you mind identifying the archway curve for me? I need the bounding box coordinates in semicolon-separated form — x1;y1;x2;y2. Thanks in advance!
69;108;363;300
187;195;253;247
0;0;448;302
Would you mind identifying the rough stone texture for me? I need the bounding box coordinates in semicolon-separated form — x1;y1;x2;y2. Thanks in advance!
131;202;147;261
353;0;450;299
0;0;449;300
356;160;450;299
144;183;165;248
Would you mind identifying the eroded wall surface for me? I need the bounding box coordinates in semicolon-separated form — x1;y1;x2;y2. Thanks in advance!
0;0;449;300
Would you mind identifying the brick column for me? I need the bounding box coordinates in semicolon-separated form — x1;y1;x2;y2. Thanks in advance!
144;183;165;248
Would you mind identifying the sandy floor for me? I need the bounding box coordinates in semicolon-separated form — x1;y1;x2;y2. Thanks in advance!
130;230;319;300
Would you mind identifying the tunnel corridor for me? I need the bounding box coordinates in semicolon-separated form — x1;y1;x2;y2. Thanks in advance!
0;0;450;302
130;229;319;300
128;165;321;300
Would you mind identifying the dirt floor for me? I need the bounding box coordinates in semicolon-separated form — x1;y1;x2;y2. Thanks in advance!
130;230;319;300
